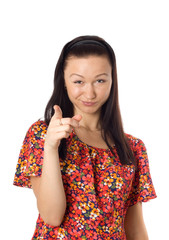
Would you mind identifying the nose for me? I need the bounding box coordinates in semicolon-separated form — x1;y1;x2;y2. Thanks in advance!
84;84;96;100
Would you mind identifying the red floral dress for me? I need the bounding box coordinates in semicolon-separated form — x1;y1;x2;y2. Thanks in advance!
13;120;157;240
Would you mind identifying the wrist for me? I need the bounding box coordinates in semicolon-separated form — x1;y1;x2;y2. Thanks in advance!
44;143;59;153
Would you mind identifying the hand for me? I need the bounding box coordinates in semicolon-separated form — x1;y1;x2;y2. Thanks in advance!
44;105;82;150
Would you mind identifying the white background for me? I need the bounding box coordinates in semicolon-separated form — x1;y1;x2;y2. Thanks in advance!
0;0;168;239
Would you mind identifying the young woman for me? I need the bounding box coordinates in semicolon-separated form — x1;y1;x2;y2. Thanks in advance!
13;35;157;240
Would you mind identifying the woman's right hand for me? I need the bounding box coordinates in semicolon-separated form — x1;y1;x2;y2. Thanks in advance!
44;105;82;151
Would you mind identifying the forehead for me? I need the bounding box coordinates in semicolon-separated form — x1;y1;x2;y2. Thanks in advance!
64;55;112;74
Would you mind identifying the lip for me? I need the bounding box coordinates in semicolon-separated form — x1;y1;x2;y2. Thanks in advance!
82;101;96;106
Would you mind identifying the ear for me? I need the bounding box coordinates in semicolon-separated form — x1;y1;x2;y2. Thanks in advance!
63;81;66;89
64;80;67;89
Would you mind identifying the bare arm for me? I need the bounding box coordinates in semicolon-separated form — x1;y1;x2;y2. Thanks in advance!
30;105;82;227
124;202;149;240
31;149;66;227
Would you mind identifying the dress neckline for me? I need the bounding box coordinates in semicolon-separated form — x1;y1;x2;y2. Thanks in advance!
72;128;116;152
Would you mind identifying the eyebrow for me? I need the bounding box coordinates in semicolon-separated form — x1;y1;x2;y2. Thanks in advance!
69;73;109;78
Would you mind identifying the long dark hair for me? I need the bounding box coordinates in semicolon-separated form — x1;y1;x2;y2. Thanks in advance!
44;35;136;168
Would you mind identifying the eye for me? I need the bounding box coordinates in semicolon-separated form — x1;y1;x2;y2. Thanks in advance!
74;80;83;84
97;79;105;83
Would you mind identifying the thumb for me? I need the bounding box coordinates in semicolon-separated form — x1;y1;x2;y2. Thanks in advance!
53;105;63;119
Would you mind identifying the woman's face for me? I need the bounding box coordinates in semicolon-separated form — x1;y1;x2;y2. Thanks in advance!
64;55;112;115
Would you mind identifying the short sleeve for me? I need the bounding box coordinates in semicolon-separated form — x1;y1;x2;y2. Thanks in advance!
13;120;47;189
126;138;157;207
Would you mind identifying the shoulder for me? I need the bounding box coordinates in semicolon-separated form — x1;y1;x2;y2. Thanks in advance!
29;119;48;130
124;133;146;151
124;132;150;171
26;120;48;139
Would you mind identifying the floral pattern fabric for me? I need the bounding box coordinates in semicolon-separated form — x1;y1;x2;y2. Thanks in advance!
13;120;157;240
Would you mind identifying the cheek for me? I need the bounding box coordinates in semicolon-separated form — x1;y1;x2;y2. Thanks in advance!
67;86;82;99
100;84;112;99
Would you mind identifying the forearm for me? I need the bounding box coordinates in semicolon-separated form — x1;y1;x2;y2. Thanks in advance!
37;148;66;226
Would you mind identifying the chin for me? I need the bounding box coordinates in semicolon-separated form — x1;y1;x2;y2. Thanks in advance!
79;106;101;115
